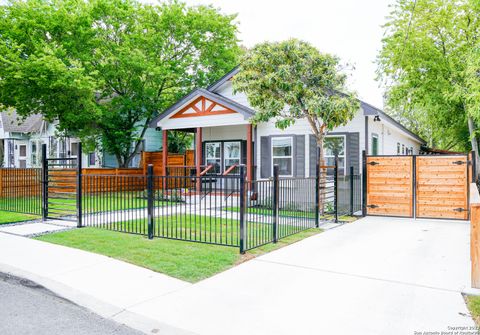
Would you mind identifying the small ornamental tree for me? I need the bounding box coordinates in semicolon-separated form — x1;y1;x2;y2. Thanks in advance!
232;39;359;168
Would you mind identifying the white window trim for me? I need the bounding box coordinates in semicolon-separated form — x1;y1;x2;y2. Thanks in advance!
205;142;221;173
371;134;379;155
223;141;241;174
271;136;293;177
70;141;80;158
324;135;346;172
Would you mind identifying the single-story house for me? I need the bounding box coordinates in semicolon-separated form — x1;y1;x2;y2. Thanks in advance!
150;67;426;180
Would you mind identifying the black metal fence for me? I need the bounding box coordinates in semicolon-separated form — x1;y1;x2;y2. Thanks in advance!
0;147;362;253
79;158;352;253
0;168;42;216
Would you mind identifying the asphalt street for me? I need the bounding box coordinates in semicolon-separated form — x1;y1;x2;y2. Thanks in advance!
0;272;143;335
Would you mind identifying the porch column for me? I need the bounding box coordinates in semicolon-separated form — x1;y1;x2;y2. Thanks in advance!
162;129;168;177
162;129;168;190
196;127;202;192
246;124;253;183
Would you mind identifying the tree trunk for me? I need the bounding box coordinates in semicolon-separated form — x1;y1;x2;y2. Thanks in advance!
468;115;480;177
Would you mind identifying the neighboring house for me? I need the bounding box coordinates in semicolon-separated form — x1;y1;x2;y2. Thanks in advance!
150;67;426;180
0;110;163;169
102;126;163;168
0;110;100;168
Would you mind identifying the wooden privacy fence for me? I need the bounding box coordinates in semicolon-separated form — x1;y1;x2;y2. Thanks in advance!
0;168;41;197
365;153;471;220
141;150;194;176
470;183;480;288
0;150;197;196
365;156;413;217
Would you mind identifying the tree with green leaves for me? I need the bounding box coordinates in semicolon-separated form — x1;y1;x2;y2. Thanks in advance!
0;0;240;167
232;39;359;167
167;131;193;154
377;0;480;155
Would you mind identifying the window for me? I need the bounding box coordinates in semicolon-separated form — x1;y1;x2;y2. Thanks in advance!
19;145;26;157
397;143;401;155
31;141;37;166
324;136;346;171
205;142;221;174
371;134;379;155
58;139;67;158
88;152;96;166
224;141;241;173
272;137;293;176
49;137;58;158
70;142;79;157
8;141;14;167
401;144;405;155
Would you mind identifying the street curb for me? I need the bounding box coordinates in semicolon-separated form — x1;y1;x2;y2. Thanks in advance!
0;262;199;335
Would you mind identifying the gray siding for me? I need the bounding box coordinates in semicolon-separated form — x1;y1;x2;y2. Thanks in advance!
260;136;271;178
309;135;317;177
295;135;305;177
347;132;360;174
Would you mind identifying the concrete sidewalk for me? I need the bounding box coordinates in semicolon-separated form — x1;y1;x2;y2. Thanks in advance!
0;216;476;335
0;232;193;334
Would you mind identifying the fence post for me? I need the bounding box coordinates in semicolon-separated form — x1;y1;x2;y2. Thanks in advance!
334;154;339;223
350;166;354;215
147;164;154;240
315;162;320;228
239;165;246;253
272;165;279;242
362;150;367;217
41;144;48;221
472;151;477;183
76;143;83;228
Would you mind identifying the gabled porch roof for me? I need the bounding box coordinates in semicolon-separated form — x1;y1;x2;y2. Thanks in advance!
150;88;255;128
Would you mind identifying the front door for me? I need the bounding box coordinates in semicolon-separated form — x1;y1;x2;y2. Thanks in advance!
223;141;241;174
204;141;242;174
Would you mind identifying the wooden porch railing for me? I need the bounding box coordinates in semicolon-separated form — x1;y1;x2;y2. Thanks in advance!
222;163;238;176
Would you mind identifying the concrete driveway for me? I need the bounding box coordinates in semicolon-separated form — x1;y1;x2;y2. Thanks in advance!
128;216;474;335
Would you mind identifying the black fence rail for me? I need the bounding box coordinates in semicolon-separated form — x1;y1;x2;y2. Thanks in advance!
336;166;362;217
0;145;362;253
151;173;242;247
0;168;42;216
80;161;349;253
81;174;149;233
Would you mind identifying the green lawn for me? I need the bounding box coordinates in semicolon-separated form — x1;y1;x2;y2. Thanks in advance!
0;193;173;217
102;214;318;247
466;295;480;326
0;211;39;225
35;226;321;282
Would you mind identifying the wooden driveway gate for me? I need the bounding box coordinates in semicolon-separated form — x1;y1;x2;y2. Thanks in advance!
365;154;470;220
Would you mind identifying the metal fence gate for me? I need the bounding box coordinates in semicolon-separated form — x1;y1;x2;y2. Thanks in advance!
363;152;471;220
42;143;81;223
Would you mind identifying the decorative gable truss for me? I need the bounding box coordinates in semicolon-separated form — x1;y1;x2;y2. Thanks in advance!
171;96;236;119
